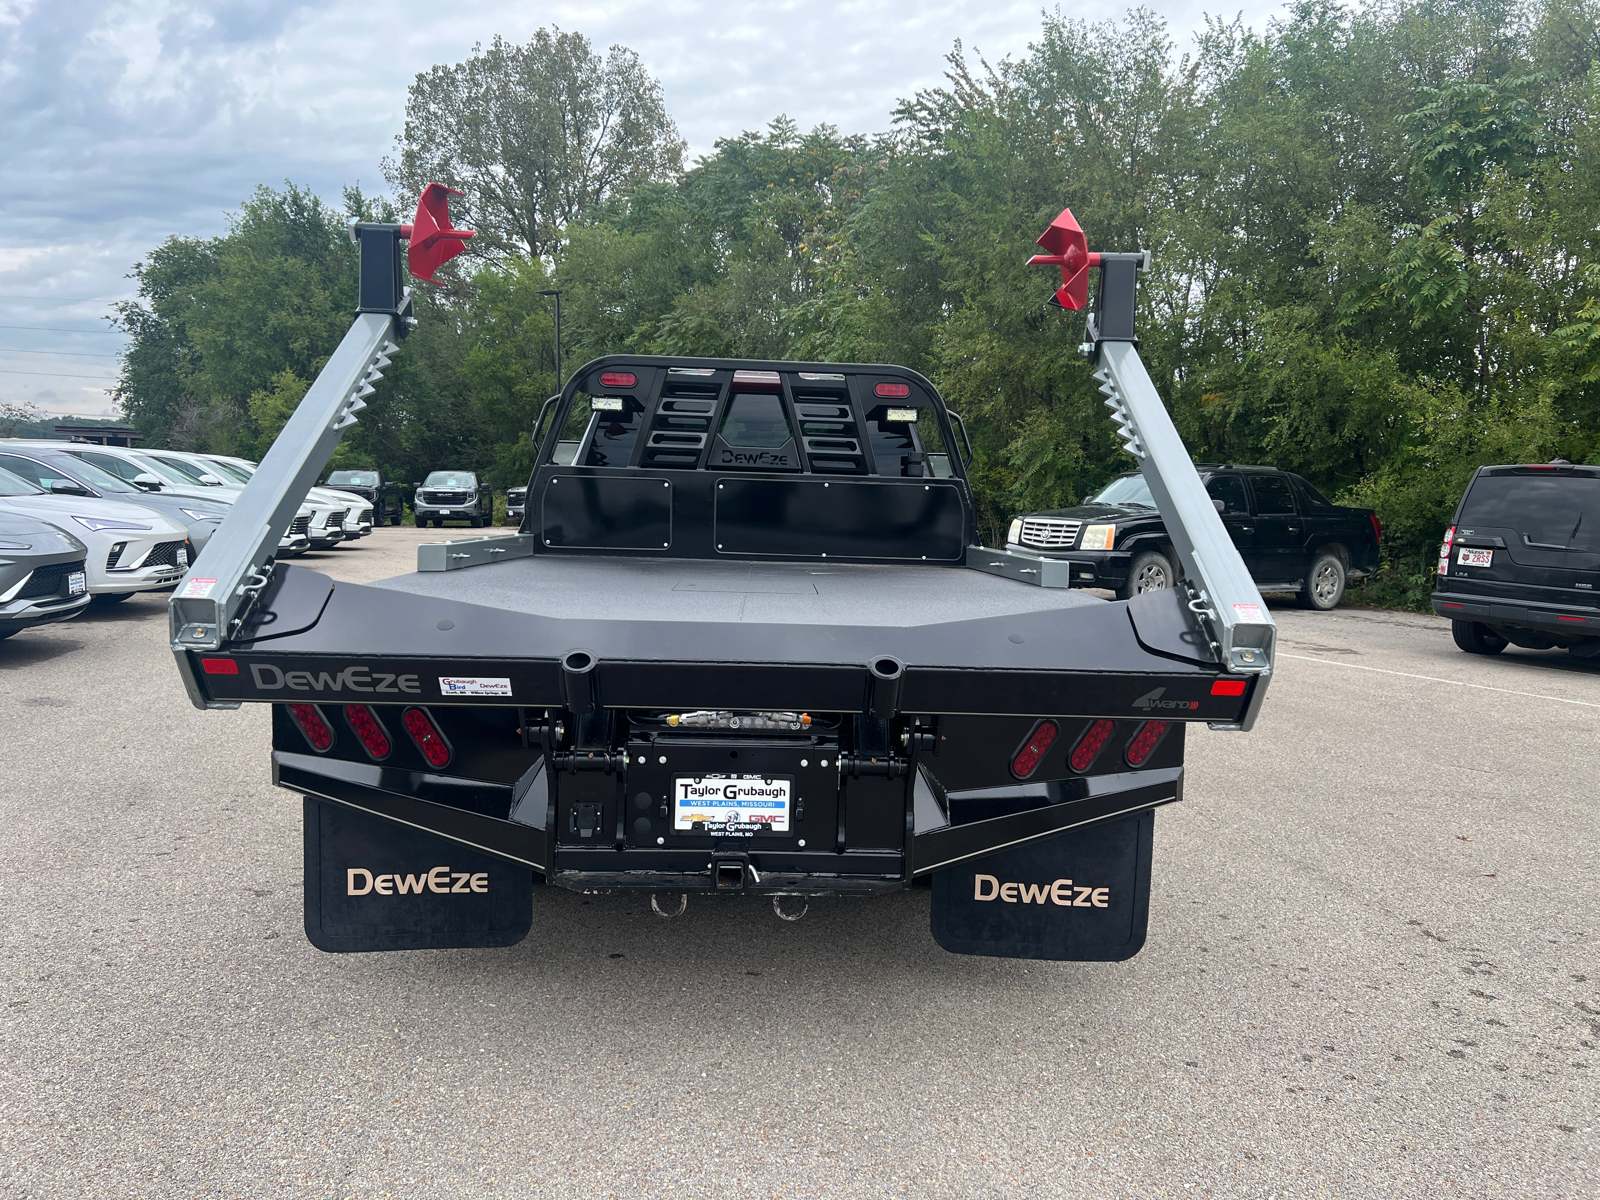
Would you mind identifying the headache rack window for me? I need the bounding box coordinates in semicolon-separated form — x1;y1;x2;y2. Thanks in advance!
581;395;647;467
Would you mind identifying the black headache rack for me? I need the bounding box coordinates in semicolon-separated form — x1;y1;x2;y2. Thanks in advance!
168;199;1274;961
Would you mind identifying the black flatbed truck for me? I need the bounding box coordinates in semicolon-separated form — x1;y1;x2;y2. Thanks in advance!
168;196;1276;961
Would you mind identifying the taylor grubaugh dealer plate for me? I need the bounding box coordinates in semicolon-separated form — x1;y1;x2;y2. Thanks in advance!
673;774;792;834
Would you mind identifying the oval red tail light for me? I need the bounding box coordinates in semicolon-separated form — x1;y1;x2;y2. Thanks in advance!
1069;719;1116;772
344;704;393;761
599;371;637;389
402;707;452;768
1010;719;1059;779
874;382;911;398
1124;720;1170;767
286;703;334;753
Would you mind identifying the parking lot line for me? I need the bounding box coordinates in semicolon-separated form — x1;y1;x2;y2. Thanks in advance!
1280;650;1600;709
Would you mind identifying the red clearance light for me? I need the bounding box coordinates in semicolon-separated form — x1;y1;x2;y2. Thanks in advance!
1124;720;1170;767
1069;719;1116;772
1210;679;1248;697
599;371;637;389
1010;719;1060;779
874;382;911;398
402;707;452;768
200;657;238;675
344;704;393;761
287;703;334;753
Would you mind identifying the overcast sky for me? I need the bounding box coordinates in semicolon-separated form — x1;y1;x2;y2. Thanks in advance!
0;0;1287;421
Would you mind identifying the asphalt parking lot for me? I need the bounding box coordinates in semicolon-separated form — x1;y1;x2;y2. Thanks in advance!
1;526;1595;1198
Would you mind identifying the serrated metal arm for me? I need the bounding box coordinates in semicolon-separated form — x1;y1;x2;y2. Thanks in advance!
1095;341;1275;729
169;312;398;653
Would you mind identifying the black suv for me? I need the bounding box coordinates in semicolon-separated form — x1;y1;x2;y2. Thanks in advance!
1433;462;1600;657
412;471;493;528
1007;465;1380;608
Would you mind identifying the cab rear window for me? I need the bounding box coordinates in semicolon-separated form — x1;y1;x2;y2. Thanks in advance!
1459;474;1600;551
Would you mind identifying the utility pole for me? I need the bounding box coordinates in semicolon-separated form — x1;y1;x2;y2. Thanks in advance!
536;290;562;389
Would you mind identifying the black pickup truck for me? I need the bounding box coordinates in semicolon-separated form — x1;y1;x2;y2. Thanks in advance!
167;196;1277;963
1008;466;1381;609
324;470;403;526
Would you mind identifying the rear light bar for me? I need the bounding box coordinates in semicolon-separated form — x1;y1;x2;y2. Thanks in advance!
1069;719;1116;772
344;704;393;761
874;382;911;398
287;703;335;753
599;371;637;389
1010;719;1059;779
1124;720;1170;767
402;707;452;768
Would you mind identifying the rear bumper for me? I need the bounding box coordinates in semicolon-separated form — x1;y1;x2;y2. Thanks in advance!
1433;590;1600;637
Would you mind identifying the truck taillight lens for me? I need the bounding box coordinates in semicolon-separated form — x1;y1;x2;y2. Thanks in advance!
1124;721;1170;767
599;371;637;388
1369;513;1382;546
287;703;334;753
874;382;911;398
1438;525;1455;576
402;707;452;768
344;704;392;761
1069;719;1116;772
1010;719;1059;779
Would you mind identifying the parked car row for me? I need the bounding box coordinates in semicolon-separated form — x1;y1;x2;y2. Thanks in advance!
0;441;391;642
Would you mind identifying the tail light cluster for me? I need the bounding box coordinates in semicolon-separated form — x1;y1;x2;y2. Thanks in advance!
284;703;451;768
1438;525;1455;576
1009;719;1059;779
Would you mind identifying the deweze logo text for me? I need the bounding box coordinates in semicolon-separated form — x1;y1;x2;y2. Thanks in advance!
250;663;421;694
972;875;1109;907
347;866;489;896
1132;687;1198;711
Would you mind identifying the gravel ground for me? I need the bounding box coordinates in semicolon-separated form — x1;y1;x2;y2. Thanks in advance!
1;526;1594;1198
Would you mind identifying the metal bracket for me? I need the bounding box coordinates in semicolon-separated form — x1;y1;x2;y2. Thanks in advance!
417;533;543;572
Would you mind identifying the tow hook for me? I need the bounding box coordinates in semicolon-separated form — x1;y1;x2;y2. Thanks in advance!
772;895;809;923
650;893;688;919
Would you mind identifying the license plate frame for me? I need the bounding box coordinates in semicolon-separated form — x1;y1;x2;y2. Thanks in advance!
673;774;792;834
1457;547;1493;568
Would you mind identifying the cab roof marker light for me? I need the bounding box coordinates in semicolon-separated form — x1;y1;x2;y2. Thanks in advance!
344;704;393;761
1124;720;1170;767
1069;719;1116;773
598;371;637;389
668;367;717;376
798;372;845;381
874;382;911;398
1010;719;1059;779
401;707;452;768
287;703;335;753
200;657;238;675
732;370;781;385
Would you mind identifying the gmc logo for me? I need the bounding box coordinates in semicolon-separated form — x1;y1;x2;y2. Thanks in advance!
250;664;421;694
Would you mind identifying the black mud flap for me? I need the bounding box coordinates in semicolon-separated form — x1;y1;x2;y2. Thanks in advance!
303;797;533;953
930;809;1154;961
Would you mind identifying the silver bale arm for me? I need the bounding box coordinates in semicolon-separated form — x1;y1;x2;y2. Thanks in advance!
1091;254;1275;729
169;222;413;707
